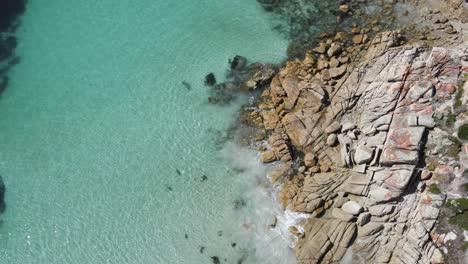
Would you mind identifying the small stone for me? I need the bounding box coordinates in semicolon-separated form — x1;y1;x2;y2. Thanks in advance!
298;166;306;173
347;130;357;140
341;201;363;216
260;150;277;163
325;121;342;134
304;153;317;167
320;165;330;173
353;34;364;44
317;59;329;70
339;56;350;64
354;144;374;165
269;216;277;228
288;226;303;237
339;5;349;13
321;69;331;81
329;65;347;79
329;57;340;68
204;73;216;86
335;32;349;42
313;43;328;54
421;170;432;180
357;212;370;226
327;133;338;146
341;122;356;132
327;43;342;58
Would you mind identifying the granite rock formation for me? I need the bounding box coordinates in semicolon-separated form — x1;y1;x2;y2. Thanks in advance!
248;0;468;262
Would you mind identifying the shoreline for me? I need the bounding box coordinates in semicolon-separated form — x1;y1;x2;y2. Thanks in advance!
240;0;468;263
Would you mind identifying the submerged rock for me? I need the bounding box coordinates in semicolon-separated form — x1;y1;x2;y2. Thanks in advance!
204;73;216;86
230;55;247;71
0;175;4;210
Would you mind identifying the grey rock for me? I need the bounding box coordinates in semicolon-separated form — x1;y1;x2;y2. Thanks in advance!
354;144;374;165
341;201;363;216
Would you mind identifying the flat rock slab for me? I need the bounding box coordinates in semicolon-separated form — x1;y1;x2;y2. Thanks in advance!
358;222;383;238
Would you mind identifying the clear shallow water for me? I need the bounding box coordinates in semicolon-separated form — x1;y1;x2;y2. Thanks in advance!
0;1;291;263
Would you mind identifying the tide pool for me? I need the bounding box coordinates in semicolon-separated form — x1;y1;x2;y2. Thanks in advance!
0;1;292;263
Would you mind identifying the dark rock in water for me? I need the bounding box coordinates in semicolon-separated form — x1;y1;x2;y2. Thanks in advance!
234;198;246;209
231;242;237;248
217;230;223;237
0;76;9;94
211;256;220;264
287;38;312;60
175;169;182;176
184;234;189;239
201;175;208;181
199;246;205;254
257;0;281;11
243;63;276;90
0;35;17;61
181;81;191;90
0;0;26;31
205;73;217;86
230;55;247;71
0;175;5;212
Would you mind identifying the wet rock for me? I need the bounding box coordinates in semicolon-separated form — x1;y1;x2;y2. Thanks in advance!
353;34;364;44
204;73;216;86
260;150;277;163
304;153;317;167
356;212;370;226
269;216;277;228
230;55;247;71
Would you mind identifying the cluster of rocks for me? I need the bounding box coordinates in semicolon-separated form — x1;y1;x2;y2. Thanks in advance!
257;0;402;59
206;56;277;105
243;0;468;262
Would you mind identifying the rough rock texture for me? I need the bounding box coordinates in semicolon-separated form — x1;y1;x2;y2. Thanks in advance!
253;12;467;263
247;0;468;263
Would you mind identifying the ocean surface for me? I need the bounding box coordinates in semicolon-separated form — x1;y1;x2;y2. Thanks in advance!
0;1;296;263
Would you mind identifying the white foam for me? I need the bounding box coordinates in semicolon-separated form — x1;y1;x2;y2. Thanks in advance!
222;141;299;263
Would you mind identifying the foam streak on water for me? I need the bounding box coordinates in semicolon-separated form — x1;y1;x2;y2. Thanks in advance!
0;1;289;263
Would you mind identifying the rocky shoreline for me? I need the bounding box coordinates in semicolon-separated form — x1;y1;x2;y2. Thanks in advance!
237;0;467;263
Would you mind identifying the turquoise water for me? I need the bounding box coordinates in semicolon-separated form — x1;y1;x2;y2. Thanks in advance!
0;1;292;263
